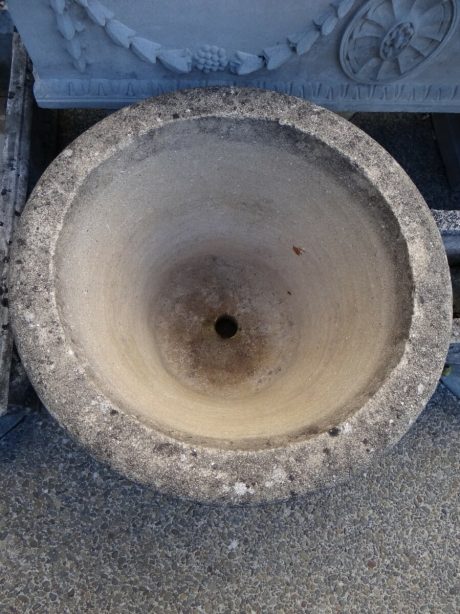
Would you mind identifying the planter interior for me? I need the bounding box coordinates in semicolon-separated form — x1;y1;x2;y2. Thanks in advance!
56;115;412;448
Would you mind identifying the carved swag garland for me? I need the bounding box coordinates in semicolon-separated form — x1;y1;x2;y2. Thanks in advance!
49;0;457;84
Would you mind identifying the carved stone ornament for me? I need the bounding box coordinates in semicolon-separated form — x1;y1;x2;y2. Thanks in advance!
10;0;460;109
49;0;359;75
340;0;458;84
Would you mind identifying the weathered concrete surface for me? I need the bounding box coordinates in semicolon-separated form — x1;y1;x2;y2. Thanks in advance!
0;33;33;414
54;109;460;212
10;88;452;503
0;383;458;612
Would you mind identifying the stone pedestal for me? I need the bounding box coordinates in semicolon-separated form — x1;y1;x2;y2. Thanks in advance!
8;0;460;110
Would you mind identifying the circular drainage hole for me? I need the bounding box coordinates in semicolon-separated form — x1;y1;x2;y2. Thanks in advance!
214;315;238;339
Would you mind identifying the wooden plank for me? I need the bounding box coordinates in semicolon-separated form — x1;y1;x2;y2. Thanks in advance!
0;33;33;415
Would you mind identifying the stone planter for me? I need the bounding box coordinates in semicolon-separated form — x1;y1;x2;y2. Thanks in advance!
8;0;460;111
10;89;451;504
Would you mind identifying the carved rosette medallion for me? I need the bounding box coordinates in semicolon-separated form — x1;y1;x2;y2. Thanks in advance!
340;0;458;84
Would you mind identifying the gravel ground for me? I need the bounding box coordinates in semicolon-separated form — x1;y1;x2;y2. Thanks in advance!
0;383;459;613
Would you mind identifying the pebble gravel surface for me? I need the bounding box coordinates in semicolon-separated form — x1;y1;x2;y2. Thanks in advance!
0;384;459;613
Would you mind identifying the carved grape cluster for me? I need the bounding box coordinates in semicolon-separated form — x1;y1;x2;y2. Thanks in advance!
194;45;228;73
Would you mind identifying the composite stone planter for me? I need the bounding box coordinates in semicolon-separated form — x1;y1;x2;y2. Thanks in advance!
8;0;460;111
10;88;451;504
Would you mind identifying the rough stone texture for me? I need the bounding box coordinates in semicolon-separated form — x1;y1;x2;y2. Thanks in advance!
0;383;458;612
452;320;460;343
10;88;452;504
0;33;33;414
54;110;460;212
432;209;460;233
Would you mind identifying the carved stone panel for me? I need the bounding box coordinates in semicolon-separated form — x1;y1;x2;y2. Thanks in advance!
8;0;460;110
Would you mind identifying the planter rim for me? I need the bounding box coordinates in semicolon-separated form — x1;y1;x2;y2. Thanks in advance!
10;87;452;504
